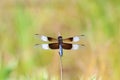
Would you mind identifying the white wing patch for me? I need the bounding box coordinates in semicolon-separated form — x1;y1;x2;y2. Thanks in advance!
72;44;79;50
41;44;50;49
40;35;48;42
73;36;80;42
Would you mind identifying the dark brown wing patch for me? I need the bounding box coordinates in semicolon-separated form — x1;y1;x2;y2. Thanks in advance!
49;43;59;49
47;37;57;42
63;37;73;42
62;43;72;50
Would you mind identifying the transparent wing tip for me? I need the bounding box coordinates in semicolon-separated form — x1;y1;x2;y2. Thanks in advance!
35;34;39;35
34;44;50;50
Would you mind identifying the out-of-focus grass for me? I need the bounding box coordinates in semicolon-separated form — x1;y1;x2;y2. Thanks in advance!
0;0;120;80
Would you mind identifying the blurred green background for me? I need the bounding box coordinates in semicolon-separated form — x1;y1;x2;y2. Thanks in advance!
0;0;120;80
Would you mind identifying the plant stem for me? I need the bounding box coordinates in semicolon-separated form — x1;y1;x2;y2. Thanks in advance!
59;56;63;80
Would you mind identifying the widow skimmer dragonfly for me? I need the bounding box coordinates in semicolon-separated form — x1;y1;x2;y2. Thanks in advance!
35;34;85;57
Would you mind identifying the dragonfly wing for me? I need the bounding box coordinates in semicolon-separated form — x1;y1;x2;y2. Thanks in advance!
49;43;59;49
35;34;57;42
62;43;72;50
62;43;84;50
63;35;84;42
35;43;59;50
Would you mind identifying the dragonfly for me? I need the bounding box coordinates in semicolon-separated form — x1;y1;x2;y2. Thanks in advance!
35;34;85;57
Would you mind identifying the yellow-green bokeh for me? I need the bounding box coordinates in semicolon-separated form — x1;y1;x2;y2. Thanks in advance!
0;0;120;80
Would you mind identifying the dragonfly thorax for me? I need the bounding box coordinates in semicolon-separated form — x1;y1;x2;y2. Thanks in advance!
58;36;63;44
